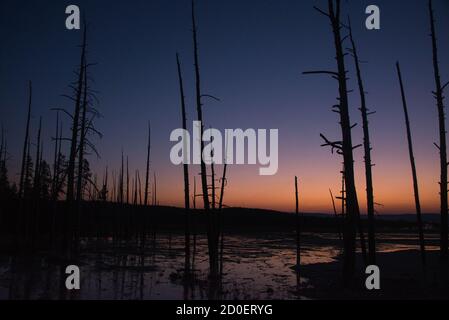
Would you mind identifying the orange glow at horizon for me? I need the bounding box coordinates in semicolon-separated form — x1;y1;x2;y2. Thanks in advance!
152;150;441;215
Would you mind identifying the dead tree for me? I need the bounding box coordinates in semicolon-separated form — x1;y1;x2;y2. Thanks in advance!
396;62;426;267
144;121;151;206
119;149;124;204
76;62;89;202
303;0;361;284
51;111;60;200
52;121;64;200
126;156;130;204
429;0;448;265
67;24;87;201
33;117;43;199
193;176;197;209
192;0;210;211
192;0;220;278
348;21;376;265
218;138;229;276
210;137;216;210
176;53;191;272
75;61;103;202
137;170;142;205
295;177;301;275
19;81;32;198
133;171;138;206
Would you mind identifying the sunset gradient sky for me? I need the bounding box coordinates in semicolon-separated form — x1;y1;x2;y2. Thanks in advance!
1;0;449;214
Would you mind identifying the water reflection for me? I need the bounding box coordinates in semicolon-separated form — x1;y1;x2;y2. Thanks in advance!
0;232;439;300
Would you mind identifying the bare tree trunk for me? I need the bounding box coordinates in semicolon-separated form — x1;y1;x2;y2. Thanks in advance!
304;0;360;284
137;170;142;205
19;81;32;199
396;62;426;267
33;117;42;199
192;0;210;211
51;111;59;200
120;149;124;204
193;176;197;209
192;0;219;279
218;141;229;276
153;172;157;206
341;166;345;217
295;177;301;289
349;22;374;265
144;121;151;206
211;153;216;210
67;24;87;201
76;62;88;202
429;0;448;267
126;157;129;204
31;117;42;247
133;171;138;206
176;53;191;272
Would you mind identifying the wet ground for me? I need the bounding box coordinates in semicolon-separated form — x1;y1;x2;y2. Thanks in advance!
0;232;441;300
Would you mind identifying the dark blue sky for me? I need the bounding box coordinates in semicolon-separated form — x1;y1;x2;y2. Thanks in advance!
1;0;449;212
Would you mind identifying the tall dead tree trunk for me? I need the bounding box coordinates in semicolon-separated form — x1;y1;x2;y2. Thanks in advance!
218;161;227;276
67;24;87;201
349;22;375;265
304;0;361;285
295;177;300;272
19;81;32;199
137;170;142;205
429;0;448;266
211;146;216;210
193;176;197;209
144;121;151;206
126;156;129;204
120;149;124;204
176;53;191;272
133;171;138;206
51;111;59;200
192;0;210;212
76;62;88;202
396;62;426;267
153;172;157;206
192;0;219;278
33;117;42;199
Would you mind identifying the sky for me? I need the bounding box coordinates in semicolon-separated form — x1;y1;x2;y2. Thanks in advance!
0;0;449;214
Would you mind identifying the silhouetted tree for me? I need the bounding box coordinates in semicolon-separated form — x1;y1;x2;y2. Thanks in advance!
19;81;32;199
32;117;42;200
51;112;60;200
191;0;221;278
348;20;375;265
428;0;448;266
295;177;301;281
176;53;191;272
396;62;426;267
192;0;210;212
67;23;87;201
0;127;10;197
144;121;151;206
24;140;34;199
303;0;361;285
